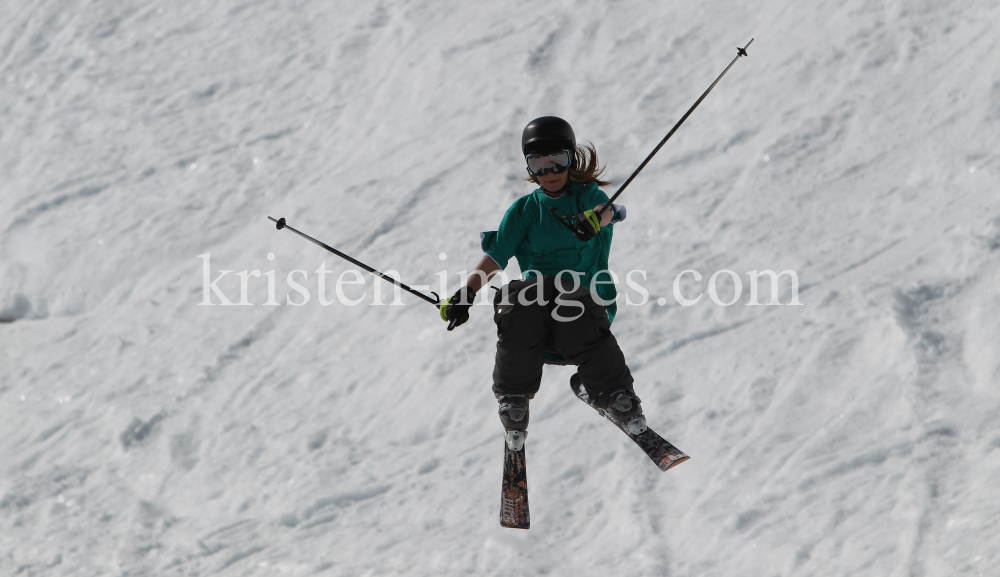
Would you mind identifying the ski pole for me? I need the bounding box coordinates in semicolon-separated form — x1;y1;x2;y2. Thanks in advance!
267;216;441;306
596;38;754;219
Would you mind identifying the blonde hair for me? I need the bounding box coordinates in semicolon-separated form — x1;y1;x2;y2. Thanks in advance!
525;142;615;187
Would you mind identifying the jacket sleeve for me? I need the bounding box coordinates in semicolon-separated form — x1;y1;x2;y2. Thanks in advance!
480;196;533;269
609;203;626;224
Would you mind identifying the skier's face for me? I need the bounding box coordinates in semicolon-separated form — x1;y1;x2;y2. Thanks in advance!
537;170;568;192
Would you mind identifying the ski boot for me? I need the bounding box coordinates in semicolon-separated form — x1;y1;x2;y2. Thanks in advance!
497;394;529;451
596;389;648;435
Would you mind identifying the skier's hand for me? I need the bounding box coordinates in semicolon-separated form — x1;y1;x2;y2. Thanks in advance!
440;286;477;331
573;210;601;241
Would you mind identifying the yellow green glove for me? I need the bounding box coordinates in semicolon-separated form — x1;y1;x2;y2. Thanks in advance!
582;209;601;233
572;210;601;241
441;286;476;330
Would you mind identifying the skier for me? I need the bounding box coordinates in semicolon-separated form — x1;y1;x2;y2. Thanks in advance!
440;116;648;451
274;39;755;526
270;114;693;529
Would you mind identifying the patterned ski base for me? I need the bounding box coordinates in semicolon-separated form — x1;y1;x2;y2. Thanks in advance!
500;440;530;529
570;374;690;472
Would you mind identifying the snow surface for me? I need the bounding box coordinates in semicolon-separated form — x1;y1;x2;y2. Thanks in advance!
2;0;1000;575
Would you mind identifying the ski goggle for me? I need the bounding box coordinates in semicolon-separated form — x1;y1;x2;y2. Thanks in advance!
525;150;572;176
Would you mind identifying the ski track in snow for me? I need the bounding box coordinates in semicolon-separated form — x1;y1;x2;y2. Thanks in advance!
2;0;1000;576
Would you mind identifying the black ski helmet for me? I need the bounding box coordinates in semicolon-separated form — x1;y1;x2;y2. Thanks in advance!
521;116;576;156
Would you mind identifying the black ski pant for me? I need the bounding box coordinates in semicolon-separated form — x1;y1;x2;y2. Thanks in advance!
491;275;633;400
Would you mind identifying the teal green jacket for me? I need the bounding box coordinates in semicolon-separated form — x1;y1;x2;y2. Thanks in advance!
481;181;626;322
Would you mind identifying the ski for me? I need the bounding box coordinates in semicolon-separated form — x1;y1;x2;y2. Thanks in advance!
499;438;530;529
570;374;689;471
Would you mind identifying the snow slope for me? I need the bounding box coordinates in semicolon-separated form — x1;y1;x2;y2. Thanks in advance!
2;0;999;575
